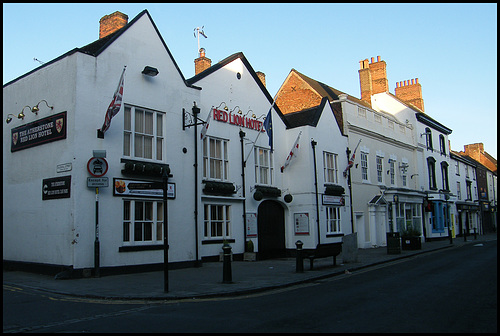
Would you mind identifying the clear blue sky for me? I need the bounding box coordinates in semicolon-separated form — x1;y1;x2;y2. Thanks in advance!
3;3;497;158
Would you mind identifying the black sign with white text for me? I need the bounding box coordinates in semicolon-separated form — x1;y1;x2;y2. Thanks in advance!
11;111;67;152
42;175;71;200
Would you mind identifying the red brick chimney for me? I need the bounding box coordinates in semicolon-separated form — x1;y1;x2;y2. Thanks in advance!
256;71;266;87
395;78;425;112
359;56;389;105
99;11;128;39
194;48;212;75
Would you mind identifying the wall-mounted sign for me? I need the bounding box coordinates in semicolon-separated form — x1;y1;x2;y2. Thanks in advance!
212;108;265;132
322;195;345;206
246;213;257;238
42;175;71;200
87;177;109;188
11;111;67;152
113;178;175;199
294;213;310;235
56;163;72;173
87;157;109;177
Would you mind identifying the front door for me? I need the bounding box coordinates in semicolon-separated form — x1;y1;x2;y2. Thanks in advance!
257;200;286;259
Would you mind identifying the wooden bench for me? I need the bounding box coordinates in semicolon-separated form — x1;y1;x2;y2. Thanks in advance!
307;242;342;270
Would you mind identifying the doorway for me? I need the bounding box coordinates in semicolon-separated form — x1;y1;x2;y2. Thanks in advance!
257;200;286;259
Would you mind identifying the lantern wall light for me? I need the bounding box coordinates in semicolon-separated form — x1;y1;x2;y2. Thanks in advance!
32;100;53;115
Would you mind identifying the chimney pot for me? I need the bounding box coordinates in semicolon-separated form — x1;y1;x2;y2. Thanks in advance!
371;57;375;63
411;79;414;85
377;56;381;62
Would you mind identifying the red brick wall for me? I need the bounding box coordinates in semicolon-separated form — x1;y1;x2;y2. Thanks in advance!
275;72;322;114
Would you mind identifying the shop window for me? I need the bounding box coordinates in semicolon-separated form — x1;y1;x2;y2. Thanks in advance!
326;207;341;234
254;147;273;185
203;137;229;181
323;151;338;184
123;105;164;161
204;204;231;239
123;200;163;244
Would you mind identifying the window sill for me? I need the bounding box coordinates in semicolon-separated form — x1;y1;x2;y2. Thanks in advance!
119;244;165;252
202;239;236;245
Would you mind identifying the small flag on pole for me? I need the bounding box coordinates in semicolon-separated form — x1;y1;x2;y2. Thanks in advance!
343;139;361;177
263;107;273;151
98;66;126;138
200;108;212;140
281;131;302;172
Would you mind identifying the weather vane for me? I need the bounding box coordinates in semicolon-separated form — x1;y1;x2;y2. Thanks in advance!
193;26;207;54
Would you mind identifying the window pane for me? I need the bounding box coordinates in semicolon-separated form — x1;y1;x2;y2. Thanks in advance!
156;138;163;160
123;132;130;156
157;114;163;136
124;106;131;131
144;222;152;241
134;222;143;241
144;136;153;159
135;109;144;133
145;112;154;135
156;222;163;241
135;202;143;220
124;200;130;220
145;202;153;221
135;135;143;157
123;222;130;241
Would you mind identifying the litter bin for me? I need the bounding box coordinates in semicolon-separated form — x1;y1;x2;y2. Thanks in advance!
387;232;401;254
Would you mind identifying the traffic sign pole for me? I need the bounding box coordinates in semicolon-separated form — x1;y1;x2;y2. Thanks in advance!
94;187;100;277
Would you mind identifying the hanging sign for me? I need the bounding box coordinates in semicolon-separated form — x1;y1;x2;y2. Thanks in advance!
87;157;109;177
11;111;67;152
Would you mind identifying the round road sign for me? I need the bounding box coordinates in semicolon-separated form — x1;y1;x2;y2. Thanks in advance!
87;157;109;177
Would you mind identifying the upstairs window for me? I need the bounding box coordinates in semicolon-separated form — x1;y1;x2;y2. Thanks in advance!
323;151;338;184
123;105;164;161
439;135;446;155
427;157;437;190
203;137;229;181
254;147;273;185
425;128;433;151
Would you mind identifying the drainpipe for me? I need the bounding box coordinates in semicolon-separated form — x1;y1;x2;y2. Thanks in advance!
240;130;247;251
192;103;201;267
311;139;320;245
346;147;355;234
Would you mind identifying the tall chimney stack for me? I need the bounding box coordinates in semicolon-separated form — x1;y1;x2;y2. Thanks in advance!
194;48;212;75
256;71;266;87
394;77;425;112
358;56;388;105
99;11;128;39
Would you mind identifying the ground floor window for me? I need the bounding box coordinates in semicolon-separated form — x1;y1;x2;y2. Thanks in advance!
123;199;163;244
396;202;422;234
326;207;342;234
204;204;231;239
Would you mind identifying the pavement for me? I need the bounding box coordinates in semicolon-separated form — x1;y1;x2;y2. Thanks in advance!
3;233;497;301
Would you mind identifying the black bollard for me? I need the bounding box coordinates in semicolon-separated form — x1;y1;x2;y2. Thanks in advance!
295;240;304;273
448;226;453;245
464;229;467;242
222;242;232;283
474;227;477;240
